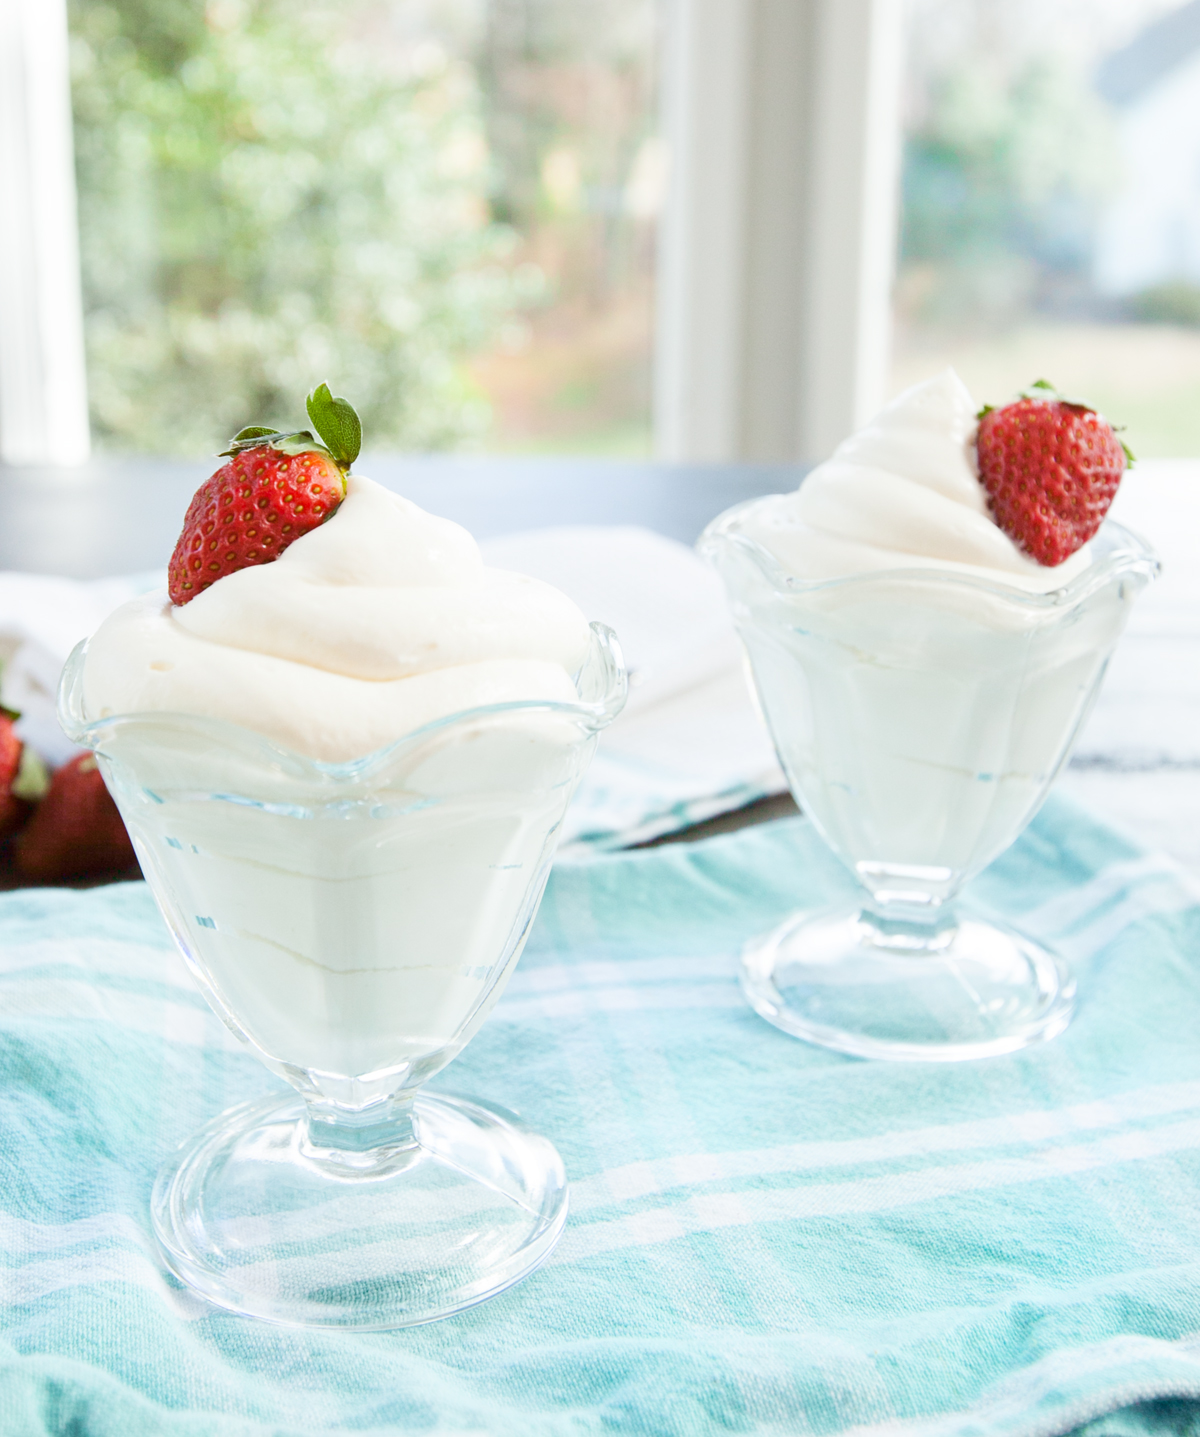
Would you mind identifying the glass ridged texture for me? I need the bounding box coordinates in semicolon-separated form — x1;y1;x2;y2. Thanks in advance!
59;623;625;1328
700;506;1158;1061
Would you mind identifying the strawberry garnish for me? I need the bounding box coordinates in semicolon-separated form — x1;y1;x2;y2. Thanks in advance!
0;711;49;843
14;753;137;883
0;712;29;841
975;380;1133;567
168;384;362;605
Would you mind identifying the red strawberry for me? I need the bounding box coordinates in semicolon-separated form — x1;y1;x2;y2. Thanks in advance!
167;383;363;605
14;753;137;883
975;380;1132;567
0;713;29;841
167;444;344;604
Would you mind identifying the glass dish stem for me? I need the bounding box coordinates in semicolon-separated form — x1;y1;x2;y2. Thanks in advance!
701;507;1156;1060
299;1093;422;1179
62;622;627;1326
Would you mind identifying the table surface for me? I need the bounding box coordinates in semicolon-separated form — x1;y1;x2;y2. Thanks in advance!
0;455;803;579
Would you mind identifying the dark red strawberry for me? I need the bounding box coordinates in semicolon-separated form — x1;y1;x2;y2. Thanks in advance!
975;380;1132;567
14;753;137;883
0;712;50;843
167;383;362;605
0;712;29;840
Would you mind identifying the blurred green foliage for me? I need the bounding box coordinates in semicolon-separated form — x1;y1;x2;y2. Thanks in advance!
1129;282;1200;328
899;57;1114;325
69;0;523;454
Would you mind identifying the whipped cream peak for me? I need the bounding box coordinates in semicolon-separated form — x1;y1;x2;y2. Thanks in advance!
832;368;984;508
82;475;592;761
272;475;483;588
739;370;1092;591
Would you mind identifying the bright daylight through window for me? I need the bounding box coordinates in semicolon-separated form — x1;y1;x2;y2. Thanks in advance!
66;0;660;459
894;0;1200;457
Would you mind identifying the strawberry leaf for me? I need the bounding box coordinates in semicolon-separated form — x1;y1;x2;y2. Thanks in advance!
219;428;321;459
306;383;362;471
12;745;49;802
219;426;282;457
1019;378;1094;412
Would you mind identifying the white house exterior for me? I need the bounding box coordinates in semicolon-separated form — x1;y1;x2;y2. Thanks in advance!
1093;0;1200;297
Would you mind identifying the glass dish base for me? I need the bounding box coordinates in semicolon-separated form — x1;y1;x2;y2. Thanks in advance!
741;908;1076;1062
151;1089;568;1329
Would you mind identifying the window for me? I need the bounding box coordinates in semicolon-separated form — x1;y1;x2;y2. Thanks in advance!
61;0;659;459
1;0;904;468
893;0;1200;456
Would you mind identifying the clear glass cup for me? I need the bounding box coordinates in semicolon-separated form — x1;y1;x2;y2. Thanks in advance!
699;506;1158;1061
59;624;626;1328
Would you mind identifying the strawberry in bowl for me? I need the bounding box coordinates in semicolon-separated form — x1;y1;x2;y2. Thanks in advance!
975;379;1134;568
168;383;361;604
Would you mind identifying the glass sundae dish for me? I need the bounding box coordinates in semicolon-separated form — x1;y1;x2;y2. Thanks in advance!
63;392;626;1327
700;372;1157;1061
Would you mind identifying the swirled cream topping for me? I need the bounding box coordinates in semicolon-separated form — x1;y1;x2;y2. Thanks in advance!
82;476;591;761
738;370;1092;589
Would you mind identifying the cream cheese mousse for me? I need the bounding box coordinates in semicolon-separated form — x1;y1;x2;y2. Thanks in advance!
699;371;1156;1061
60;385;626;1328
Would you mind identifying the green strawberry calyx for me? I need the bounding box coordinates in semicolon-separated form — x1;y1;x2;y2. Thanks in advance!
12;745;50;803
217;384;363;474
1020;377;1093;410
976;379;1135;467
306;383;362;472
219;429;326;461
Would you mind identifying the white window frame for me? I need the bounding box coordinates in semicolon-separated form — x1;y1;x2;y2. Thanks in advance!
655;0;904;464
0;0;90;465
0;0;902;470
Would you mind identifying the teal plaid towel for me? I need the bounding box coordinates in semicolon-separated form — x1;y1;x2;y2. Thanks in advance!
2;794;1200;1436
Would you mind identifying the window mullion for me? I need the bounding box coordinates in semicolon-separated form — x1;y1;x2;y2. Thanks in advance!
0;0;90;467
654;0;904;465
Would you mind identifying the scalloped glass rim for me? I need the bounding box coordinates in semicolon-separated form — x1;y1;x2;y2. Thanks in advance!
58;619;627;783
698;504;1160;611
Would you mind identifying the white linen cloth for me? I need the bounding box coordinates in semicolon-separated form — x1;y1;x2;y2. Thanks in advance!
0;572;160;767
1057;459;1200;871
480;527;783;848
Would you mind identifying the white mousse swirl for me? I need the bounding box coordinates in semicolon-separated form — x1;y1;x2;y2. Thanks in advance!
738;370;1092;589
83;476;592;761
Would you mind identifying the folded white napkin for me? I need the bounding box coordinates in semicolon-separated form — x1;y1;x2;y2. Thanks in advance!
1056;458;1200;870
1;463;1192;863
480;527;784;847
0;571;162;767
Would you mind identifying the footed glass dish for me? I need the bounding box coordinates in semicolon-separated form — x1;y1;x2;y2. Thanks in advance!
59;624;626;1328
700;507;1158;1062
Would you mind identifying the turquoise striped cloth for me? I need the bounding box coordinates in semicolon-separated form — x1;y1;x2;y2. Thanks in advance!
2;794;1200;1435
